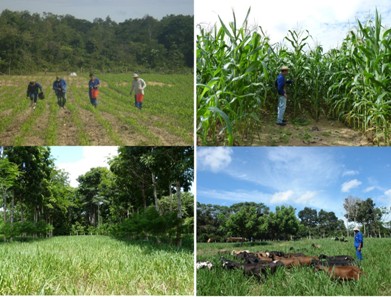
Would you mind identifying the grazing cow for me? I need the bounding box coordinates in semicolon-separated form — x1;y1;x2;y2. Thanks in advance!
272;256;301;267
196;261;213;270
231;250;250;257
315;264;363;281
267;251;286;258
221;258;242;270
285;252;306;258
243;261;284;281
226;237;247;242
317;254;355;266
319;254;354;262
312;243;321;249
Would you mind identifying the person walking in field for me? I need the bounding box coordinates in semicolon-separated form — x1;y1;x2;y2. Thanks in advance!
353;226;363;261
88;73;100;108
53;76;67;108
130;73;146;109
26;81;43;110
276;66;293;126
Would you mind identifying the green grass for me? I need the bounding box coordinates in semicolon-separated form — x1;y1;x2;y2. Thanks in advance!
0;235;193;295
0;73;193;145
197;238;391;295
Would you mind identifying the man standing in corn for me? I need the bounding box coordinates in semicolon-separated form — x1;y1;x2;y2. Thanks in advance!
276;66;293;126
53;76;67;108
89;73;100;108
130;73;146;109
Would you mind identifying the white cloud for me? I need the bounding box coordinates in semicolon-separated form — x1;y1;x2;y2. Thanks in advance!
270;190;294;204
197;147;233;172
296;191;317;203
343;170;359;176
56;146;118;187
385;189;391;198
341;179;362;193
364;186;376;193
197;189;269;204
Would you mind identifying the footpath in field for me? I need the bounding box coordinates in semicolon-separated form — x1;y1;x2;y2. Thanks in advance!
251;115;372;146
0;74;193;146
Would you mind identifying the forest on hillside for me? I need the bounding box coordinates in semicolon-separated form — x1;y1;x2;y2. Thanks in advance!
197;200;391;242
0;10;193;74
0;146;194;246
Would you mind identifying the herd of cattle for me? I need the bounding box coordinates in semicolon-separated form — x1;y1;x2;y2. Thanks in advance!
197;249;363;281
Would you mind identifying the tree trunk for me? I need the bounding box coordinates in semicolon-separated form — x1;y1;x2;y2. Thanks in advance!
141;184;147;209
2;190;6;223
175;180;182;247
152;172;159;212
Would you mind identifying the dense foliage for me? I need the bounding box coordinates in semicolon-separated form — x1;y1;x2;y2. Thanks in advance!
0;146;194;246
197;9;391;145
0;10;193;73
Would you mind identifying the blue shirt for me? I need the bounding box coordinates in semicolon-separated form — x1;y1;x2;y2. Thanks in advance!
354;231;363;248
27;82;42;95
89;78;100;89
53;79;67;93
276;74;286;96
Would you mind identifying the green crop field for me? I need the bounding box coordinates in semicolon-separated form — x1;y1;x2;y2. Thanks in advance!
0;73;193;146
197;238;391;296
0;235;193;295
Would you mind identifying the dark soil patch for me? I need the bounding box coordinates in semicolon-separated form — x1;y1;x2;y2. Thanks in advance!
56;108;79;145
77;108;113;145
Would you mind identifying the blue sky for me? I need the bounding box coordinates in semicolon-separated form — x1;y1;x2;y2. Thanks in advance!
197;147;391;223
0;0;193;22
196;0;391;50
50;146;118;187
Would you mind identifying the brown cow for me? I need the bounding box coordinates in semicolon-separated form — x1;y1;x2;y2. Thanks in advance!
315;265;363;281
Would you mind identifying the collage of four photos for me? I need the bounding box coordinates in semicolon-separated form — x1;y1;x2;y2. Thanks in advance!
0;0;390;296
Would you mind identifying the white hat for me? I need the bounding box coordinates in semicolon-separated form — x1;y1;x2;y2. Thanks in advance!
281;66;289;71
133;73;139;78
353;226;360;231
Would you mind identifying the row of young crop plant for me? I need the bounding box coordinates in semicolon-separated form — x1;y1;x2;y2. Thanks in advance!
197;9;390;145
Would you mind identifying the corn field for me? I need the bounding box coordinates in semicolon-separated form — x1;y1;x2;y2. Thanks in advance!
197;8;391;145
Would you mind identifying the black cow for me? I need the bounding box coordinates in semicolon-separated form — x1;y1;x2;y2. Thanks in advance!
221;257;242;270
243;262;284;281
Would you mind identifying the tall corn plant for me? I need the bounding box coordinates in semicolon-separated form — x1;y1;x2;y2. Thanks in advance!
197;8;274;145
328;10;390;144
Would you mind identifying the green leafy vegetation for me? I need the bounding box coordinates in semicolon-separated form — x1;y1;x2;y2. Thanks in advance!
0;10;193;73
197;8;390;145
0;235;193;295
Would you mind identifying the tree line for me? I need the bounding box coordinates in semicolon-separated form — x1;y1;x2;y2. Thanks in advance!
0;10;193;74
0;146;194;246
197;200;391;242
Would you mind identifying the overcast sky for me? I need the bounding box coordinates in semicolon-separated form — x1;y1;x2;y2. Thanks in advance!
51;146;118;187
197;147;391;224
0;0;193;22
195;0;391;50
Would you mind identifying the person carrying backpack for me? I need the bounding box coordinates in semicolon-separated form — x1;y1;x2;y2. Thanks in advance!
88;73;100;108
26;81;43;110
130;73;147;110
275;66;293;126
53;76;67;108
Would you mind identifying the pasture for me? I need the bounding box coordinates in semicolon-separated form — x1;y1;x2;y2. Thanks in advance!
0;73;193;146
197;238;391;295
0;235;194;295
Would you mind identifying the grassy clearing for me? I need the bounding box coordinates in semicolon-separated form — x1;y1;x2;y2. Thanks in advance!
197;238;391;295
0;73;193;145
0;235;194;295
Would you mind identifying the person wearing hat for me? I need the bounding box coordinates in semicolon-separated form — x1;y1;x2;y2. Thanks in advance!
88;73;100;108
275;66;293;126
353;226;363;261
130;73;146;109
52;76;67;108
26;80;43;110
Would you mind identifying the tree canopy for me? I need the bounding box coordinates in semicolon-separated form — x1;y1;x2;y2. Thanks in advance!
0;10;194;74
0;146;194;246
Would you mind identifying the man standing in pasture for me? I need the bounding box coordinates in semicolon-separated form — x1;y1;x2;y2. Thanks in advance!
53;76;67;108
88;73;100;108
130;73;147;110
26;81;43;110
353;226;363;261
276;66;293;126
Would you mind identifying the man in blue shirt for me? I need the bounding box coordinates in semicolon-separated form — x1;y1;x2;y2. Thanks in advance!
53;76;67;108
276;66;293;126
353;226;363;261
26;81;43;110
89;73;100;108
